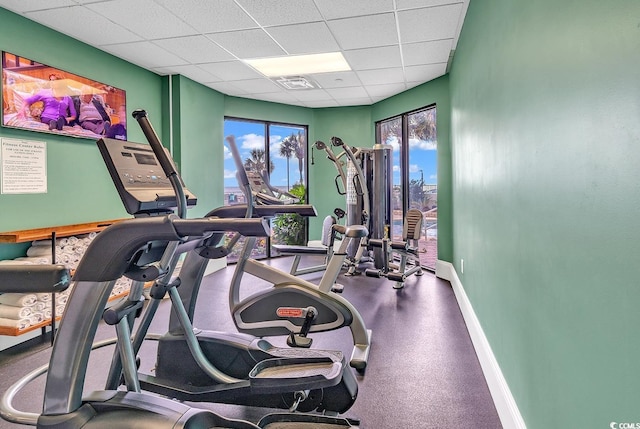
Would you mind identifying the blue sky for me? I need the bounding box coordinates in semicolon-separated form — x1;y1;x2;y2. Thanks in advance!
223;119;437;192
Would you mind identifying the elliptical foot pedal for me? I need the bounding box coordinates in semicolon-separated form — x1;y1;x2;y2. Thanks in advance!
258;412;360;428
249;357;343;393
331;283;344;293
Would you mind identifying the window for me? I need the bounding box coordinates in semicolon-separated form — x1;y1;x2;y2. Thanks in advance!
223;117;308;261
376;105;437;271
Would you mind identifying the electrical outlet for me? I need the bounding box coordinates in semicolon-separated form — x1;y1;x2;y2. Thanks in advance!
461;259;464;274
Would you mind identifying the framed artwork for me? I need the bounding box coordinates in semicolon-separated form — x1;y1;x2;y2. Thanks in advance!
2;51;126;140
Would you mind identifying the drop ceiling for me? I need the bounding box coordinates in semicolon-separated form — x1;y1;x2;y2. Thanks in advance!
0;0;469;108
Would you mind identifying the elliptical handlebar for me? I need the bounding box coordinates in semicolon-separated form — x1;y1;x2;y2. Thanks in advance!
132;109;187;219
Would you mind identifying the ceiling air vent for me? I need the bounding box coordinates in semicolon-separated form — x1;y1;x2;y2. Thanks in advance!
272;76;321;90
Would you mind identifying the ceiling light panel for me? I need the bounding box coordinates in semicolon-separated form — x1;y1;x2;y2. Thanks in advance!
397;4;465;43
244;52;351;77
154;0;257;33
266;22;340;55
208;28;286;58
327;13;399;50
236;0;323;26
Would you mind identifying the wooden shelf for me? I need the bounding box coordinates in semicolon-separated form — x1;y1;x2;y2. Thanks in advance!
0;285;150;336
0;316;62;336
0;218;128;244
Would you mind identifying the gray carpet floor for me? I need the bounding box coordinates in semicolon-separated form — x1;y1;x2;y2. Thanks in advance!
0;256;502;428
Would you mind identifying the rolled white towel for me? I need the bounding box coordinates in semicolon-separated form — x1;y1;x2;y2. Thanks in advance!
56;294;68;305
29;312;44;325
57;237;70;247
0;317;30;330
36;293;52;302
26;246;52;257
14;256;51;264
31;239;54;247
43;308;52;320
0;293;38;307
55;304;66;315
0;304;32;319
0;259;34;265
33;302;47;311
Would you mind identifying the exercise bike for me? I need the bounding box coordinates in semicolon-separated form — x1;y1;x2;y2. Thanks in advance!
224;135;372;372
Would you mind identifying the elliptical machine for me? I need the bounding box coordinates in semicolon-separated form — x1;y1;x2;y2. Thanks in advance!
98;112;361;418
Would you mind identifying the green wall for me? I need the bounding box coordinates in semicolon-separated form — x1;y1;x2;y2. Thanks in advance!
172;75;226;218
0;8;164;259
310;106;373;238
450;0;640;427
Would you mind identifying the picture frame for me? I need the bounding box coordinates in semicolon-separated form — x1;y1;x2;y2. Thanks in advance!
1;51;127;141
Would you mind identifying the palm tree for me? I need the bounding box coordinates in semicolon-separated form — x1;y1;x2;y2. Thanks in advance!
244;148;274;175
279;135;297;189
293;131;305;184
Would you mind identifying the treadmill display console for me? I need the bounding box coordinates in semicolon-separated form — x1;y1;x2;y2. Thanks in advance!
97;138;197;216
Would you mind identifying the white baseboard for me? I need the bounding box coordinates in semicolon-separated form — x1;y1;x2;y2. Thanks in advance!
436;260;527;429
204;257;227;277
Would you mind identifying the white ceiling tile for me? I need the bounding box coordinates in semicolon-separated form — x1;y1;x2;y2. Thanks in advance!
312;71;361;89
366;83;407;98
0;0;74;12
266;22;340;55
337;97;374;107
314;0;394;20
324;86;369;99
86;0;198;40
291;89;333;101
205;81;250;96
357;68;405;85
236;0;322;26
344;45;402;71
327;13;398;50
198;60;263;81
154;0;258;33
304;99;339;108
0;0;470;108
208;29;286;59
396;0;462;10
153;35;234;63
152;65;222;83
25;5;143;46
404;63;447;82
402;39;453;66
227;78;282;94
252;92;300;104
100;41;188;69
397;4;464;43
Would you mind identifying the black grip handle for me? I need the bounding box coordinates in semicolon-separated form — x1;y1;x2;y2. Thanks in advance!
132;110;177;178
331;136;344;147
